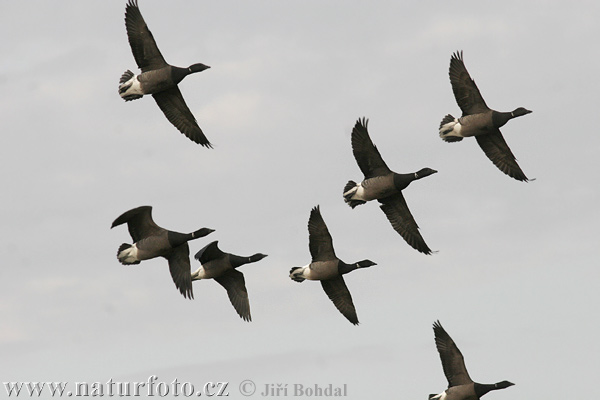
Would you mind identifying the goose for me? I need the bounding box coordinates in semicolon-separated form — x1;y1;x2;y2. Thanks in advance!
111;205;214;299
430;320;515;400
118;0;212;147
343;118;437;255
192;241;267;322
439;51;532;181
289;205;376;325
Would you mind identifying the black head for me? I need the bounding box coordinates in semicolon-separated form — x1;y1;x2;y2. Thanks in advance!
192;228;215;239
250;253;268;262
495;381;515;389
357;259;377;268
188;63;211;73
511;107;532;118
415;168;438;179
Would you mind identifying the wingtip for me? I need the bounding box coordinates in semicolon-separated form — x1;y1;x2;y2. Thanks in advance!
451;50;464;60
181;288;194;300
200;140;214;149
354;117;369;131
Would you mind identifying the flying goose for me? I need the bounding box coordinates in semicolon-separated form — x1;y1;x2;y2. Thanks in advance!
111;205;214;299
343;118;437;255
289;206;376;325
118;0;212;147
439;51;532;181
430;320;515;400
192;241;267;322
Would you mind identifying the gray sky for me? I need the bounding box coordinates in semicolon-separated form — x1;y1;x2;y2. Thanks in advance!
1;0;599;398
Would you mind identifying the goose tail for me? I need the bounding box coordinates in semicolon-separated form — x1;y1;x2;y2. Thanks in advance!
439;114;463;142
289;267;306;282
343;180;366;209
117;243;140;265
118;70;143;101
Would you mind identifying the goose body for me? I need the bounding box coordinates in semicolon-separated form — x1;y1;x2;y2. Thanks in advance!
289;206;376;325
192;241;267;322
439;51;532;181
343;118;437;255
111;205;214;299
119;0;212;147
430;321;514;400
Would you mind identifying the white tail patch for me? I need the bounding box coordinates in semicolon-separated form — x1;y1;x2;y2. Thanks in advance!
118;244;139;264
429;392;446;400
343;184;358;198
344;182;368;201
191;266;206;281
439;118;462;137
119;75;144;99
290;265;311;282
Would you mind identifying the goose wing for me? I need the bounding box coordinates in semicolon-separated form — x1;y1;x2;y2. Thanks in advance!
308;206;336;262
321;277;358;325
124;0;168;72
449;51;489;115
111;205;162;242
433;321;473;387
379;194;432;255
215;269;251;322
475;129;529;182
152;87;212;148
194;241;226;265
351;118;391;179
166;243;194;299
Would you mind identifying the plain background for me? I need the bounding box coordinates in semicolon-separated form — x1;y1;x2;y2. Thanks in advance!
1;1;598;398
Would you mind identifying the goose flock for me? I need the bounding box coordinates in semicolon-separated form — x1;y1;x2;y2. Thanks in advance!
112;1;530;398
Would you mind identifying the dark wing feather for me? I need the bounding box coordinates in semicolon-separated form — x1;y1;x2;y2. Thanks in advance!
351;118;391;179
433;321;472;387
379;194;432;255
476;129;529;182
449;51;489;115
308;206;336;262
321;277;358;325
215;270;251;322
166;243;193;299
152;88;213;148
124;0;168;72
194;241;225;265
111;205;162;242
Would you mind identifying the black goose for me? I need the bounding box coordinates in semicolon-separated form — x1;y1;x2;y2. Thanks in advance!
343;118;437;255
111;205;214;299
289;206;376;325
192;241;267;322
430;320;515;400
439;51;532;181
118;0;212;147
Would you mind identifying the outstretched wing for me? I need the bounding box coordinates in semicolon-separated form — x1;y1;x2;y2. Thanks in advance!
194;241;226;265
308;206;336;262
476;129;529;182
166;243;194;299
321;276;358;325
124;0;168;72
379;194;432;255
433;321;472;387
111;205;162;242
152;88;213;148
449;51;489;116
215;269;251;322
351;118;391;179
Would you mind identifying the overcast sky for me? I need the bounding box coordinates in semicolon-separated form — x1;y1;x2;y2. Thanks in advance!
1;0;599;398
